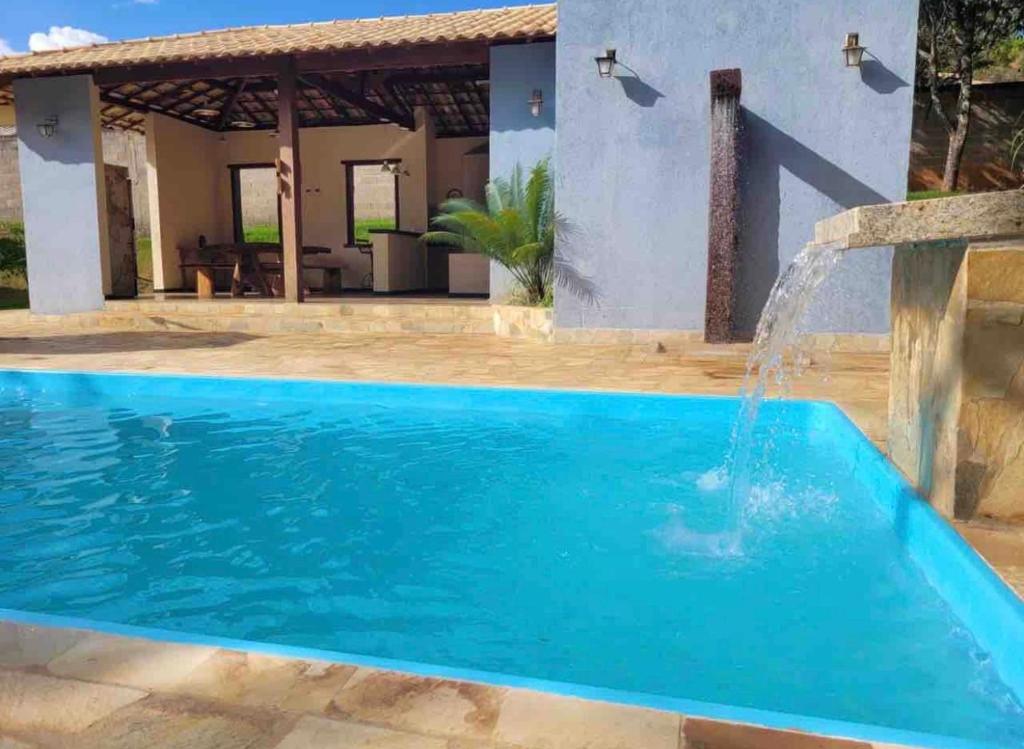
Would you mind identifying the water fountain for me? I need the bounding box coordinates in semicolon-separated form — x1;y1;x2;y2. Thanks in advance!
734;189;1024;522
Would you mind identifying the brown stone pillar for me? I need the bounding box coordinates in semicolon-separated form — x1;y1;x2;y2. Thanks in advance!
704;69;742;343
277;57;304;303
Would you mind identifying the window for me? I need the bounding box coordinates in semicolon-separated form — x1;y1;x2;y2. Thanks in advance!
344;161;400;246
229;164;281;244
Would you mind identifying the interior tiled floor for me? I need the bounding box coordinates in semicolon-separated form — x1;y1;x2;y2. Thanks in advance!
0;309;1020;748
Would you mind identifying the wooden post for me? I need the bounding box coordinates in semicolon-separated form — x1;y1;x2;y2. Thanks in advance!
277;57;304;302
704;68;742;343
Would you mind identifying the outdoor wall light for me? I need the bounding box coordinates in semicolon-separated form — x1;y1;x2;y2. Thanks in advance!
842;33;866;67
36;116;59;138
528;89;543;117
594;49;617;78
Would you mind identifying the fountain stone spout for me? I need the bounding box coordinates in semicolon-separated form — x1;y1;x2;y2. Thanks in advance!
811;190;1024;522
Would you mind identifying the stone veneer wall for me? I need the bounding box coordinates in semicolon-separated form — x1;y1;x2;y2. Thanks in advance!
889;238;1024;522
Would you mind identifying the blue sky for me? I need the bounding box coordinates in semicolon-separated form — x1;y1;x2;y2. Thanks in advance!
0;0;516;55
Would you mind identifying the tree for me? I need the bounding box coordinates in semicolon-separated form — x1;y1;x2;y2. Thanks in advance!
917;0;1023;191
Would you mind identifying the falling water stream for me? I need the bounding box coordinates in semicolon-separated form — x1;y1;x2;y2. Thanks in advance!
724;241;845;529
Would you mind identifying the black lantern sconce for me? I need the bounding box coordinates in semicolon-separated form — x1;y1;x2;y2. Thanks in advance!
381;159;408;177
594;49;617;78
36;116;59;138
842;33;866;67
528;89;543;117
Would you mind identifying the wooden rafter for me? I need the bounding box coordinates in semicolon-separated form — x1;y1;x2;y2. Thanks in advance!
298;73;414;130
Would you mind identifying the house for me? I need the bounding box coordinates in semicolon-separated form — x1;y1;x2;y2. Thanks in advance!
0;0;919;341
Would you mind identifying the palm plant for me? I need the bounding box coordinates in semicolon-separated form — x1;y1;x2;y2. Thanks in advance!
423;159;555;305
1011;113;1024;182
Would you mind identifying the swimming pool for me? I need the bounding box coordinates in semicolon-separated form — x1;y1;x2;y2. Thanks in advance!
0;369;1022;748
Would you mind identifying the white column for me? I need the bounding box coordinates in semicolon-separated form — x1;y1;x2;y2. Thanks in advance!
14;75;108;314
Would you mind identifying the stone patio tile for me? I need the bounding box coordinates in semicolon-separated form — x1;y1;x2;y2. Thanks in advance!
0;622;89;668
0;669;144;733
494;690;679;749
328;668;503;740
72;694;291;749
681;718;873;749
0;737;37;749
273;715;447;748
173;649;357;712
46;634;215;691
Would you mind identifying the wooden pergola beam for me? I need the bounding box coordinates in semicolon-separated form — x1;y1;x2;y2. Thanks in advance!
277;58;304;303
298;73;414;130
75;42;495;88
216;79;247;130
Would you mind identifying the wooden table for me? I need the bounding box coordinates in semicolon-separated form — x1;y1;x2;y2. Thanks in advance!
196;243;330;298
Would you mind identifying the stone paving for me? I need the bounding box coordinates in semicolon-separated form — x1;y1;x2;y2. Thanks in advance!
0;308;1021;748
0;620;884;749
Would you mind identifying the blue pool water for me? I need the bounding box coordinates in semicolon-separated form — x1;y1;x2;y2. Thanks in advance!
0;370;1022;748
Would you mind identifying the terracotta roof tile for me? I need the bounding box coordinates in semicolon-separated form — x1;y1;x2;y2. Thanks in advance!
0;4;556;77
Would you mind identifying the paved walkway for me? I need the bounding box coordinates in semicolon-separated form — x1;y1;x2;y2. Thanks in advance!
0;312;1021;749
0;620;881;749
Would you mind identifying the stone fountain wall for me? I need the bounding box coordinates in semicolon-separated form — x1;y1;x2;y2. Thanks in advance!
889;237;1024;522
815;191;1024;523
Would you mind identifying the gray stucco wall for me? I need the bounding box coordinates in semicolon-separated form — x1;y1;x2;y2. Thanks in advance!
555;1;919;333
14;75;106;314
489;42;556;300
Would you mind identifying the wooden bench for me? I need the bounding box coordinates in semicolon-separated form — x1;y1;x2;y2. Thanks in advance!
179;247;237;298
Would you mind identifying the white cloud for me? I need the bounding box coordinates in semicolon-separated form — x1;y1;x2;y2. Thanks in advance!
0;38;20;57
28;26;109;53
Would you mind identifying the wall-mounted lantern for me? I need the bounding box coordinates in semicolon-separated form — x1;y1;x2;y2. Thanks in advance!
842;33;866;67
528;89;543;117
36;116;59;138
594;49;617;78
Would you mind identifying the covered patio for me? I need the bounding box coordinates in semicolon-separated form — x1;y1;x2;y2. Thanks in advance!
0;6;556;313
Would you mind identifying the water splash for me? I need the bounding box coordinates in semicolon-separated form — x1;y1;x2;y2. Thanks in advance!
726;242;844;521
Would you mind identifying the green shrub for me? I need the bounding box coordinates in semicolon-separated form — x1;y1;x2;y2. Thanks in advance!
0;221;26;277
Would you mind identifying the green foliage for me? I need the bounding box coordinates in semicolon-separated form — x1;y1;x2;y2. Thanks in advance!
0;288;28;311
982;34;1024;68
918;0;1024;82
0;221;26;278
422;159;555;305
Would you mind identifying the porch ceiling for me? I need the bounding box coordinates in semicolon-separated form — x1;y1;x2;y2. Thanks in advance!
95;65;490;137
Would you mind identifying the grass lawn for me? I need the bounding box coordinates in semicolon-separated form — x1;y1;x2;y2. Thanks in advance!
907;190;965;201
353;218;397;243
243;219;398;245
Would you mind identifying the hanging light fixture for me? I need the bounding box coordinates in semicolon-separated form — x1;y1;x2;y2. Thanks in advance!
36;116;59;138
594;49;617;78
528;89;544;117
842;33;866;67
